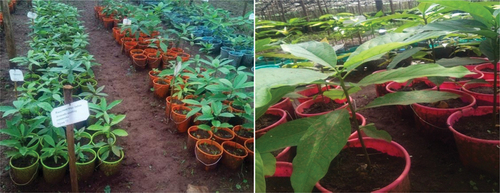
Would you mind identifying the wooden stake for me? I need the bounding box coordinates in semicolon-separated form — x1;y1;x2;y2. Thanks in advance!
1;0;17;68
63;85;79;193
14;81;18;99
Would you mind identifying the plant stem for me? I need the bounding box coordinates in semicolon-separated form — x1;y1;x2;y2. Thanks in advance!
339;78;372;170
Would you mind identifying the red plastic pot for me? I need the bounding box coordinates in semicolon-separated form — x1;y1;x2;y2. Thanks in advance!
315;138;411;192
439;72;484;90
295;94;350;118
255;108;287;139
462;81;500;106
411;89;476;142
270;97;295;121
447;106;499;176
474;63;500;80
385;78;437;118
372;69;392;97
296;84;338;103
267;161;293;177
275;147;292;162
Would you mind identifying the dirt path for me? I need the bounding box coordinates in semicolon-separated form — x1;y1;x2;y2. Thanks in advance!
0;1;253;192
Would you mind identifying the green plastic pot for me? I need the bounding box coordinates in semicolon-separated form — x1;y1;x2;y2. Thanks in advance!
76;132;92;146
76;149;97;181
79;79;98;93
97;147;124;176
41;157;69;184
91;131;116;152
9;152;39;185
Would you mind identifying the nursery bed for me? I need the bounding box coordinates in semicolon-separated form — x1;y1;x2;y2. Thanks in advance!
0;1;253;192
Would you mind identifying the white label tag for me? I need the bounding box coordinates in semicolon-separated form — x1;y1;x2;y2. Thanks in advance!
174;61;182;77
9;69;24;82
27;12;37;19
122;18;131;26
203;0;209;2
249;13;254;20
51;100;90;128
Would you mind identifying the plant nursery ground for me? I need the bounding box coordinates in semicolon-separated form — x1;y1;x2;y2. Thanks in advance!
0;1;253;192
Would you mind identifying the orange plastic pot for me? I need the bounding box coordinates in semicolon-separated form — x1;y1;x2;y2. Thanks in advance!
147;53;162;69
161;52;177;68
170;47;184;54
148;70;160;87
102;17;114;29
124;42;138;57
116;33;125;44
165;95;183;118
137;40;150;50
144;48;158;55
232;125;253;145
129;49;144;59
195;139;223;171
171;106;192;133
113;19;120;28
221;141;248;170
120;37;135;46
244;138;254;162
131;54;147;70
179;53;190;62
153;79;170;99
212;127;235;144
187;126;213;155
112;27;120;40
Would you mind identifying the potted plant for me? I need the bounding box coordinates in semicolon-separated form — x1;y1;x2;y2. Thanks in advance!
40;138;69;184
74;127;92;146
74;143;96;181
2;143;40;185
255;34;471;192
221;141;248;170
95;138;124;176
195;139;223;171
187;125;213;154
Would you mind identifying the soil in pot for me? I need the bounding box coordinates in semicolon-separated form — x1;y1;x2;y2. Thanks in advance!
453;114;499;140
78;151;95;163
93;134;108;144
302;101;343;114
266;177;294;192
271;148;286;157
157;79;169;85
11;156;37;168
75;137;90;145
224;145;246;156
246;143;253;150
174;108;189;115
469;86;500;94
236;128;253;138
420;98;469;109
214;129;233;139
256;114;282;131
104;152;122;162
319;147;405;192
191;130;211;139
399;81;434;91
43;157;66;168
199;143;221;155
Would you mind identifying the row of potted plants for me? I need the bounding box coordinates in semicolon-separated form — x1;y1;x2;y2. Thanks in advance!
0;0;127;186
255;1;498;192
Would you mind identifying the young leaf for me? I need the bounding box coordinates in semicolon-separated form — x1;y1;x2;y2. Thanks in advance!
362;90;460;109
360;123;392;142
281;42;337;68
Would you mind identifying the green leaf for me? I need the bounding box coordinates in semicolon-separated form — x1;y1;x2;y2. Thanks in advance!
158;69;174;77
111;114;126;126
218;79;233;88
360;123;392;142
420;19;497;38
362;90;461;109
107;100;122;110
358;64;473;86
436;57;489;67
427;76;447;87
281;41;337;68
255;68;330;119
44;135;55;147
112;129;129;136
388;47;423;69
255;38;274;53
219;113;235;118
479;38;498;63
291;109;351;192
206;84;229;92
255;150;267;193
419;0;496;27
182;99;201;105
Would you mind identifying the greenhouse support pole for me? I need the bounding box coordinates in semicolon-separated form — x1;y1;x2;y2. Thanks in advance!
1;0;17;68
63;85;79;193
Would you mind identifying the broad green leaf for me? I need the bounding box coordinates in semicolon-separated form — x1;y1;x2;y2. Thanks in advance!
255;68;330;119
44;135;55;147
395;21;423;32
427;76;447;87
360;123;392;142
107;100;122;110
281;41;337;68
255;38;275;53
182;99;201;105
218;79;233;88
111;114;126;126
362;90;460;109
205;84;229;92
387;47;423;69
420;19;497;38
255;150;266;193
0;106;16;112
260;53;306;60
358;64;473;86
112;129;129;136
419;0;496;27
479;38;498;63
436;57;489;67
158;69;174;77
0;140;20;147
291;109;351;192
